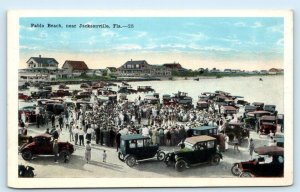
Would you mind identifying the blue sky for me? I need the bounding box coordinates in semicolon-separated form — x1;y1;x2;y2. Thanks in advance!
19;17;284;70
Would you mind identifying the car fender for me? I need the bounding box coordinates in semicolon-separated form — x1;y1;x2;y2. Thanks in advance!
124;154;132;161
175;157;189;166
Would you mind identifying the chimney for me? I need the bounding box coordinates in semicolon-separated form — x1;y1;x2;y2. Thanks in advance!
39;55;41;58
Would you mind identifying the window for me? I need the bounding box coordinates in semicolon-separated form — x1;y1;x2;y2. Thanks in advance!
137;140;143;147
144;139;151;147
197;142;207;150
121;140;125;147
129;140;137;148
207;141;215;149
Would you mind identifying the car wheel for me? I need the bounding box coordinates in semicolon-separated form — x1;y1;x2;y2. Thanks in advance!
59;150;71;163
231;163;241;176
118;153;125;162
21;150;33;161
210;154;221;166
126;155;136;167
157;151;166;161
240;171;253;177
175;160;186;172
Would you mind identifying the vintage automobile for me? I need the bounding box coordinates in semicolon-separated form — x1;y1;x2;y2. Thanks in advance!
259;115;277;135
244;110;272;130
18;93;32;101
220;105;238;115
164;135;222;172
52;90;71;97
196;101;209;110
244;105;258;113
231;146;284;177
19;134;74;162
162;94;173;105
221;122;250;142
277;114;284;132
46;103;65;115
252;102;264;110
31;90;52;99
144;95;160;105
118;134;165;167
191;125;218;137
58;84;69;89
73;91;92;100
264;105;276;113
18;106;37;123
137;86;155;93
80;83;91;89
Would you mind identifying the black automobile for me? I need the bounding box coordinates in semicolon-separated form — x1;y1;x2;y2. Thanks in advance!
164;135;223;172
221;122;250;142
118;134;165;167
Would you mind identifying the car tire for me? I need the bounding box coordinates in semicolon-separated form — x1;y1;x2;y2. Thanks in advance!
157;151;166;161
59;150;71;163
240;171;254;177
175;160;186;172
118;153;125;162
210;154;221;166
125;155;136;167
21;150;33;161
231;163;241;176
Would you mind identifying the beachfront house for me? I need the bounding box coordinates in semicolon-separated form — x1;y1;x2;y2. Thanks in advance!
62;60;89;77
26;55;59;72
269;68;284;75
118;59;171;77
19;55;59;82
163;62;186;72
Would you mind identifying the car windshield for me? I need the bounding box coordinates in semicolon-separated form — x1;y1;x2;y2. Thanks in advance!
184;142;194;150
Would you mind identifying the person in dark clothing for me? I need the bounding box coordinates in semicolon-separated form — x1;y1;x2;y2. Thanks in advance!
52;129;59;141
186;128;193;138
58;115;64;130
109;129;116;147
51;114;55;127
100;129;104;146
95;127;100;144
36;114;40;128
116;131;121;152
45;128;50;134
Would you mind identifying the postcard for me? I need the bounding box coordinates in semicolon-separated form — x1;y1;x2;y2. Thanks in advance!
7;10;293;188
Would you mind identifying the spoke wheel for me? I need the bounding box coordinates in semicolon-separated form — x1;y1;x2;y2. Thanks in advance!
157;151;166;161
21;150;33;161
210;155;220;166
126;155;136;167
231;163;241;176
118;153;125;162
175;160;186;172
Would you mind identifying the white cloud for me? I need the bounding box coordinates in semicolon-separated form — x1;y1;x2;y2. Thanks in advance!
183;32;208;41
114;44;142;50
160;43;187;49
234;22;246;27
268;24;284;34
252;22;263;28
136;31;147;38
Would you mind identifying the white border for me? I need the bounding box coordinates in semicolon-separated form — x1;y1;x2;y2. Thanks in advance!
7;9;293;188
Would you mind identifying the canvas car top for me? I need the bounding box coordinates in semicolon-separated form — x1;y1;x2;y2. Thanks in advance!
191;126;217;131
121;134;150;141
254;146;284;156
185;135;216;145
